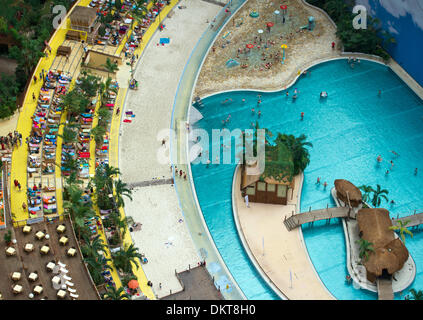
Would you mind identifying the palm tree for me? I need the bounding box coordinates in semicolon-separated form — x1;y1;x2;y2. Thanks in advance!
101;58;119;78
103;285;130;300
112;244;142;274
58;125;78;145
371;184;389;207
91;124;107;148
81;234;108;259
408;288;423;300
85;254;112;286
276;133;313;175
109;211;127;244
358;185;373;203
64;185;95;239
114;179;132;208
356;238;374;262
389;220;413;244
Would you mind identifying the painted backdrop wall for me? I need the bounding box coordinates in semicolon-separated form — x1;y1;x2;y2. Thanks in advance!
356;0;423;87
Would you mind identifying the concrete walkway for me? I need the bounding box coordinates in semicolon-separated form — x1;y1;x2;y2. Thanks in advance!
119;0;222;298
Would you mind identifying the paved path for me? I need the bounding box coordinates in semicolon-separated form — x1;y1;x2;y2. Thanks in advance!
119;0;222;299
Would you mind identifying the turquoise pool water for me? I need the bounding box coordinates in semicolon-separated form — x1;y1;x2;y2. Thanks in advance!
191;59;423;300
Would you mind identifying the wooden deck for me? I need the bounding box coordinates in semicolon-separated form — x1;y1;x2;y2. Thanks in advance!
377;278;394;300
283;207;351;231
394;212;423;228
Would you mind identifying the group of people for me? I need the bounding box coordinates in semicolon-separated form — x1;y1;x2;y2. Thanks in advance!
376;153;417;175
1;131;22;150
172;165;187;180
316;177;328;189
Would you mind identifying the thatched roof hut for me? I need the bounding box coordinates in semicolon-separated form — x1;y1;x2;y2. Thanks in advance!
334;179;362;207
356;208;409;283
69;6;98;32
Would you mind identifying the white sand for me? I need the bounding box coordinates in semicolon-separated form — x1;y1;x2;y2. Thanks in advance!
120;0;221;184
125;184;200;298
119;0;222;298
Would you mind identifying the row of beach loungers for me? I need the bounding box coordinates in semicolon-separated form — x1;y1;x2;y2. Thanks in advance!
27;71;72;218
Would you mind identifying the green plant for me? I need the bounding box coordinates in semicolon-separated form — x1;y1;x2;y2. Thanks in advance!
389;220;413;244
356;238;374;262
3;229;12;244
112;244;142;273
408;288;423;300
101;58;118;78
91;125;107;147
370;184;388;207
103;285;131;300
275;133;313;176
358;185;373;203
114;179;132;208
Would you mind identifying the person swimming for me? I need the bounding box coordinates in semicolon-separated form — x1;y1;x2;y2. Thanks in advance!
377;155;382;163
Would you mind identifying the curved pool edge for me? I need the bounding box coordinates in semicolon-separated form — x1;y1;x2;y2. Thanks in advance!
231;164;288;300
170;0;249;300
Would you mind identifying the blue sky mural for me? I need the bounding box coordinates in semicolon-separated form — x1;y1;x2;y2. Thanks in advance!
356;0;423;87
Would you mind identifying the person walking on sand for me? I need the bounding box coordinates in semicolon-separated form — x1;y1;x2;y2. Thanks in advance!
14;179;19;188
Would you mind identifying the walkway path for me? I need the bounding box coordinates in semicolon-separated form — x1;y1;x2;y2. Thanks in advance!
233;167;334;300
119;0;222;299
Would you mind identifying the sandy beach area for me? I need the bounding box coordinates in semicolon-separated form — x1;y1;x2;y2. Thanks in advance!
119;0;222;298
194;0;340;97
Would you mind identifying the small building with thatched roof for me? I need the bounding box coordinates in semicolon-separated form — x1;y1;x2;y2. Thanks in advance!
69;6;98;33
241;141;294;205
334;179;362;208
356;208;409;283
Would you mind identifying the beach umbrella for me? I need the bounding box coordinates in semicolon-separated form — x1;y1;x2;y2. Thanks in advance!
128;279;139;289
266;22;274;32
280;5;288;17
246;43;254;54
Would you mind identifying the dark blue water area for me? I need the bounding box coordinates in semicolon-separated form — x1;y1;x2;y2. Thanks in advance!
356;0;423;87
191;59;423;299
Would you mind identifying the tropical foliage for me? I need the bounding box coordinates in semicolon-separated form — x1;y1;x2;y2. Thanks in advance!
307;0;395;61
356;238;374;262
408;288;423;300
389;220;413;244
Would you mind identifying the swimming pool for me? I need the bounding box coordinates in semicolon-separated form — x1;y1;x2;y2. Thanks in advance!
190;59;423;300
